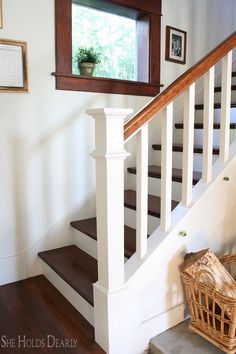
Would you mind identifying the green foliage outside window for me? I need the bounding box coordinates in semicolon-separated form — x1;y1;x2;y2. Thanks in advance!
72;4;137;81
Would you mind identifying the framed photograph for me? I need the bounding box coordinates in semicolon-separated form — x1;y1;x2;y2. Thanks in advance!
165;26;187;65
0;0;2;29
0;39;28;92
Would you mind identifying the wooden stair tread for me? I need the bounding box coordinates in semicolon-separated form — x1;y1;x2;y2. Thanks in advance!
175;122;236;129
124;189;178;218
71;192;179;258
195;102;236;110
152;143;220;155
127;165;201;185
71;218;139;259
71;218;98;241
38;245;97;306
214;84;236;92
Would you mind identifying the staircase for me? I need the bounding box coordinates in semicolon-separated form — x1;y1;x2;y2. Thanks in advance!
38;32;236;354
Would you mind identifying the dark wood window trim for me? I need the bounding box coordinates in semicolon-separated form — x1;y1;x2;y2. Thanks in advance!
54;0;163;96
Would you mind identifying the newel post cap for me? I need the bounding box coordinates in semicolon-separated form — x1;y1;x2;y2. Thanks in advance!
87;108;134;118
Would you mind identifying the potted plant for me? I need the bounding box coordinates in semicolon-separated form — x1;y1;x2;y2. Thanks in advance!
75;47;101;77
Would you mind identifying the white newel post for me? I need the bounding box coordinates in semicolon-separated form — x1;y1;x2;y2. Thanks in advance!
87;108;133;354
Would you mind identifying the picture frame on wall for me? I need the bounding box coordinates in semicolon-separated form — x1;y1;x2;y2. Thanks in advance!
165;26;187;65
0;39;28;92
0;0;2;29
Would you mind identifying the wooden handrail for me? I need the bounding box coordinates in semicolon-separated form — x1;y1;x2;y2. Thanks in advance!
124;31;236;141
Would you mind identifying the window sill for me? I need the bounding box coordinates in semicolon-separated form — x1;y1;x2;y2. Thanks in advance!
52;73;163;97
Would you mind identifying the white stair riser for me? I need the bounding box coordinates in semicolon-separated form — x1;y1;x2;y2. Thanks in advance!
214;89;236;102
74;230;129;263
197;85;236;102
127;174;182;202
41;262;94;326
74;230;97;259
153;150;218;172
195;107;236;123
174;127;236;146
124;207;159;235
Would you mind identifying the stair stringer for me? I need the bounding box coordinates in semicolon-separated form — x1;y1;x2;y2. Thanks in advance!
118;141;236;354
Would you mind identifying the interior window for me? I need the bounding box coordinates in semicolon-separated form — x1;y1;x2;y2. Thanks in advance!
72;3;137;81
54;0;162;96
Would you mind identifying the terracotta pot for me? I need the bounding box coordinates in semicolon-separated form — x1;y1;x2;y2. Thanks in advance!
78;62;96;77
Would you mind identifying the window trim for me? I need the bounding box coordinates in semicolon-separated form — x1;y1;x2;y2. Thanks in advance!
54;0;163;96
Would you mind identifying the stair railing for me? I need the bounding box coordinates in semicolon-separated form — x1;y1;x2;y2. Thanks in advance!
89;31;236;285
124;31;236;259
88;31;236;351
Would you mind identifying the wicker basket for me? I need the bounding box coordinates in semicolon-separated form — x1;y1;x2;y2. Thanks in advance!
182;254;236;354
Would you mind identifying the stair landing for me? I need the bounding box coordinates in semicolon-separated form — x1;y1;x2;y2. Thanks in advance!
149;321;223;354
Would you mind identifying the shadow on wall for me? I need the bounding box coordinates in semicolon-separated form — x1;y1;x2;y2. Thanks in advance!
6;91;141;281
218;238;236;257
8;95;104;279
12;137;28;251
165;248;188;327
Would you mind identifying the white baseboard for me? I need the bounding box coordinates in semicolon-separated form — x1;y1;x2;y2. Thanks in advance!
133;303;187;354
74;229;97;259
0;253;27;285
0;214;74;285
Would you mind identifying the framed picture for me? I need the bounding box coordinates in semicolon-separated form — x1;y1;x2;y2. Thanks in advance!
0;0;2;29
165;26;187;65
0;39;28;92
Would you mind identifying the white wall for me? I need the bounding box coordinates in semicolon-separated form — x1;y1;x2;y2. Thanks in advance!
0;0;236;285
161;0;236;87
0;0;149;284
131;0;236;174
146;0;236;165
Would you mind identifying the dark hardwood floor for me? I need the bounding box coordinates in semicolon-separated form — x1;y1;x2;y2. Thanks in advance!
0;276;104;353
